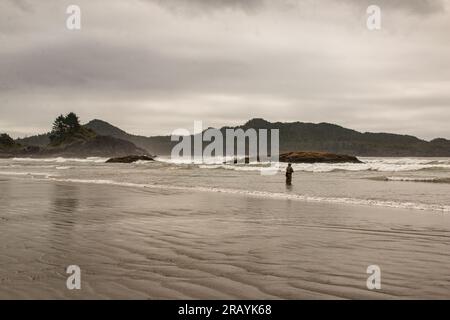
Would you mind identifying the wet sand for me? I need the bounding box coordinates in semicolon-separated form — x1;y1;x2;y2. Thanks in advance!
0;178;449;299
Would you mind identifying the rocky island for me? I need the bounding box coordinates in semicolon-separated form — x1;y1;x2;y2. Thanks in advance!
223;151;362;164
106;155;155;163
279;151;362;163
1;113;148;158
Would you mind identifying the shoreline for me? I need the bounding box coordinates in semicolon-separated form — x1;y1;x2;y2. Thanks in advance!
1;168;450;213
31;176;450;214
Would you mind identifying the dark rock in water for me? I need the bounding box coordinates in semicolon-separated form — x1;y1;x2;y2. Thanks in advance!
223;152;361;164
279;151;362;163
106;155;155;163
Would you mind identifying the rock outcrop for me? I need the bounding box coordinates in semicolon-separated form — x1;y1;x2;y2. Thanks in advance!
279;151;362;163
106;155;155;163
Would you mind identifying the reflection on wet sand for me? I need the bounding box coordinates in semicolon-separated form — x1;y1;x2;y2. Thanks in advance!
1;178;450;299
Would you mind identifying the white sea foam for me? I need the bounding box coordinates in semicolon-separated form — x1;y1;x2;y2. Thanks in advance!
134;160;156;165
12;157;449;173
43;177;450;213
156;157;450;173
381;176;450;183
198;164;272;172
55;166;73;170
12;157;108;163
0;171;55;178
155;156;242;165
290;159;450;173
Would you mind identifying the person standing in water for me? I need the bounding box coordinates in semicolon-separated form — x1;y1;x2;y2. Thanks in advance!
286;163;294;185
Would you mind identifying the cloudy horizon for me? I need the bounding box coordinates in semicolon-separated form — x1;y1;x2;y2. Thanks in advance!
1;0;450;140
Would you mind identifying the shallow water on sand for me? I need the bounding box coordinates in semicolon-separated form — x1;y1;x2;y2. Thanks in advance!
1;157;450;212
1;178;450;299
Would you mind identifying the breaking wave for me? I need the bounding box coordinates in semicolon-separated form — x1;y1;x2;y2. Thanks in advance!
155;157;450;173
7;157;450;173
11;157;108;163
0;171;55;178
369;176;450;184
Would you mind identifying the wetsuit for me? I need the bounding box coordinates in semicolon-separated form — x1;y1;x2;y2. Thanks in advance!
286;166;294;185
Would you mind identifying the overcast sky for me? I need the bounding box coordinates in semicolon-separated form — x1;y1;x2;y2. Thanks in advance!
1;0;449;140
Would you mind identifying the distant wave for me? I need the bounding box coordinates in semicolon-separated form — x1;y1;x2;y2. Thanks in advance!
155;157;450;173
291;159;450;173
369;176;450;184
7;156;450;173
0;171;55;178
0;165;20;168
195;162;450;173
55;166;73;170
416;167;450;172
11;157;108;163
44;177;450;213
198;164;272;172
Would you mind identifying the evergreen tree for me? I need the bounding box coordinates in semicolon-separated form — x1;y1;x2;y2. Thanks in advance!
0;133;15;146
49;112;81;144
52;115;67;134
65;112;80;130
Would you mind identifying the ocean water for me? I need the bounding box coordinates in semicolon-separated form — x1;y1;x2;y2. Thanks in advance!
1;157;450;213
1;156;450;298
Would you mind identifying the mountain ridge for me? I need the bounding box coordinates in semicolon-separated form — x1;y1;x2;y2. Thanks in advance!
13;118;450;157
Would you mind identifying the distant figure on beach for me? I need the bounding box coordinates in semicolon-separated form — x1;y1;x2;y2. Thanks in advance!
286;163;294;185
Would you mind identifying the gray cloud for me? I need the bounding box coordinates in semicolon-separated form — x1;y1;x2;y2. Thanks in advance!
339;0;446;14
147;0;264;12
147;0;447;15
6;0;34;12
1;0;450;140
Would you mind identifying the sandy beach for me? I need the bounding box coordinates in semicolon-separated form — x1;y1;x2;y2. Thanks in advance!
1;177;449;299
